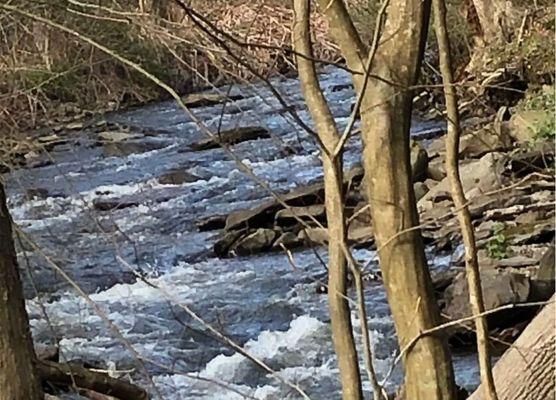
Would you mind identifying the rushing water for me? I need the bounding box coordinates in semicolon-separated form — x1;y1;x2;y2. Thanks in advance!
5;67;479;399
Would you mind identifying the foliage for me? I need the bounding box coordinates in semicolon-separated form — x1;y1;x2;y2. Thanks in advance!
519;86;556;143
486;223;510;260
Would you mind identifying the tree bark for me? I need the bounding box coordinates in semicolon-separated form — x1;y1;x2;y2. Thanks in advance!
432;0;498;399
468;299;555;400
292;2;363;398
317;1;457;399
0;181;44;400
471;0;511;41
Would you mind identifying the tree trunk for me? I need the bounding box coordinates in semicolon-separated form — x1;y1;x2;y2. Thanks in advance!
316;1;456;399
468;299;555;400
432;0;498;398
471;0;515;42
0;182;44;400
293;2;363;398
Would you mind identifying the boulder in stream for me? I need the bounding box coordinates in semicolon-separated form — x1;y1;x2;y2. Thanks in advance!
231;228;277;256
158;169;199;185
182;92;243;108
443;269;530;329
189;126;271;151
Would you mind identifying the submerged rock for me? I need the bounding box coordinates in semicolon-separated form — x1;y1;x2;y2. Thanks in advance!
103;140;166;157
25;188;49;200
93;199;139;211
158;169;199;185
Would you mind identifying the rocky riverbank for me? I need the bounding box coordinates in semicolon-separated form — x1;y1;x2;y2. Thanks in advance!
3;65;553;399
194;96;555;350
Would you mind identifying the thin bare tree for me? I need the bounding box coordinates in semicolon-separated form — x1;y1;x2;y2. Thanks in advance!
292;1;362;398
431;0;498;398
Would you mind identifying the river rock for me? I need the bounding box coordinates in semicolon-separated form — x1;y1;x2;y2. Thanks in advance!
275;204;326;226
410;140;428;182
213;230;245;257
231;228;277;256
508;110;553;143
413;182;429;202
158;169;199;185
503;143;554;177
35;343;59;362
182;92;243;108
225;183;325;231
348;225;374;246
189;126;271;151
197;215;227;231
272;232;303;250
225;167;364;232
426;158;447;181
530;242;555;301
443;269;530;327
419;152;503;211
459;127;512;158
98;131;142;142
225;200;280;231
103;140;166;157
25;188;49;200
297;225;374;246
93;199;139;211
298;227;328;245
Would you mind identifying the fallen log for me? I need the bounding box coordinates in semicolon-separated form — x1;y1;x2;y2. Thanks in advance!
36;359;148;400
468;297;555;400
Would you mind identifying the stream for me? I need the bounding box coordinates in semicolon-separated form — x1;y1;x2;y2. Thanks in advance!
5;66;480;399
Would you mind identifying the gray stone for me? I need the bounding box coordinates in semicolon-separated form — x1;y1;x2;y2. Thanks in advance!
459;127;512;158
158;169;199;185
189;126;271;151
443;270;530;324
275;205;326;225
414;182;429;202
213;230;245;257
410;140;428;182
426;159;447;181
536;242;555;281
197;215;227;232
93;199;139;211
103;140;166;157
25;188;49;200
419;152;503;212
272;232;303;250
298;227;328;245
182;92;243;108
232;228;277;256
